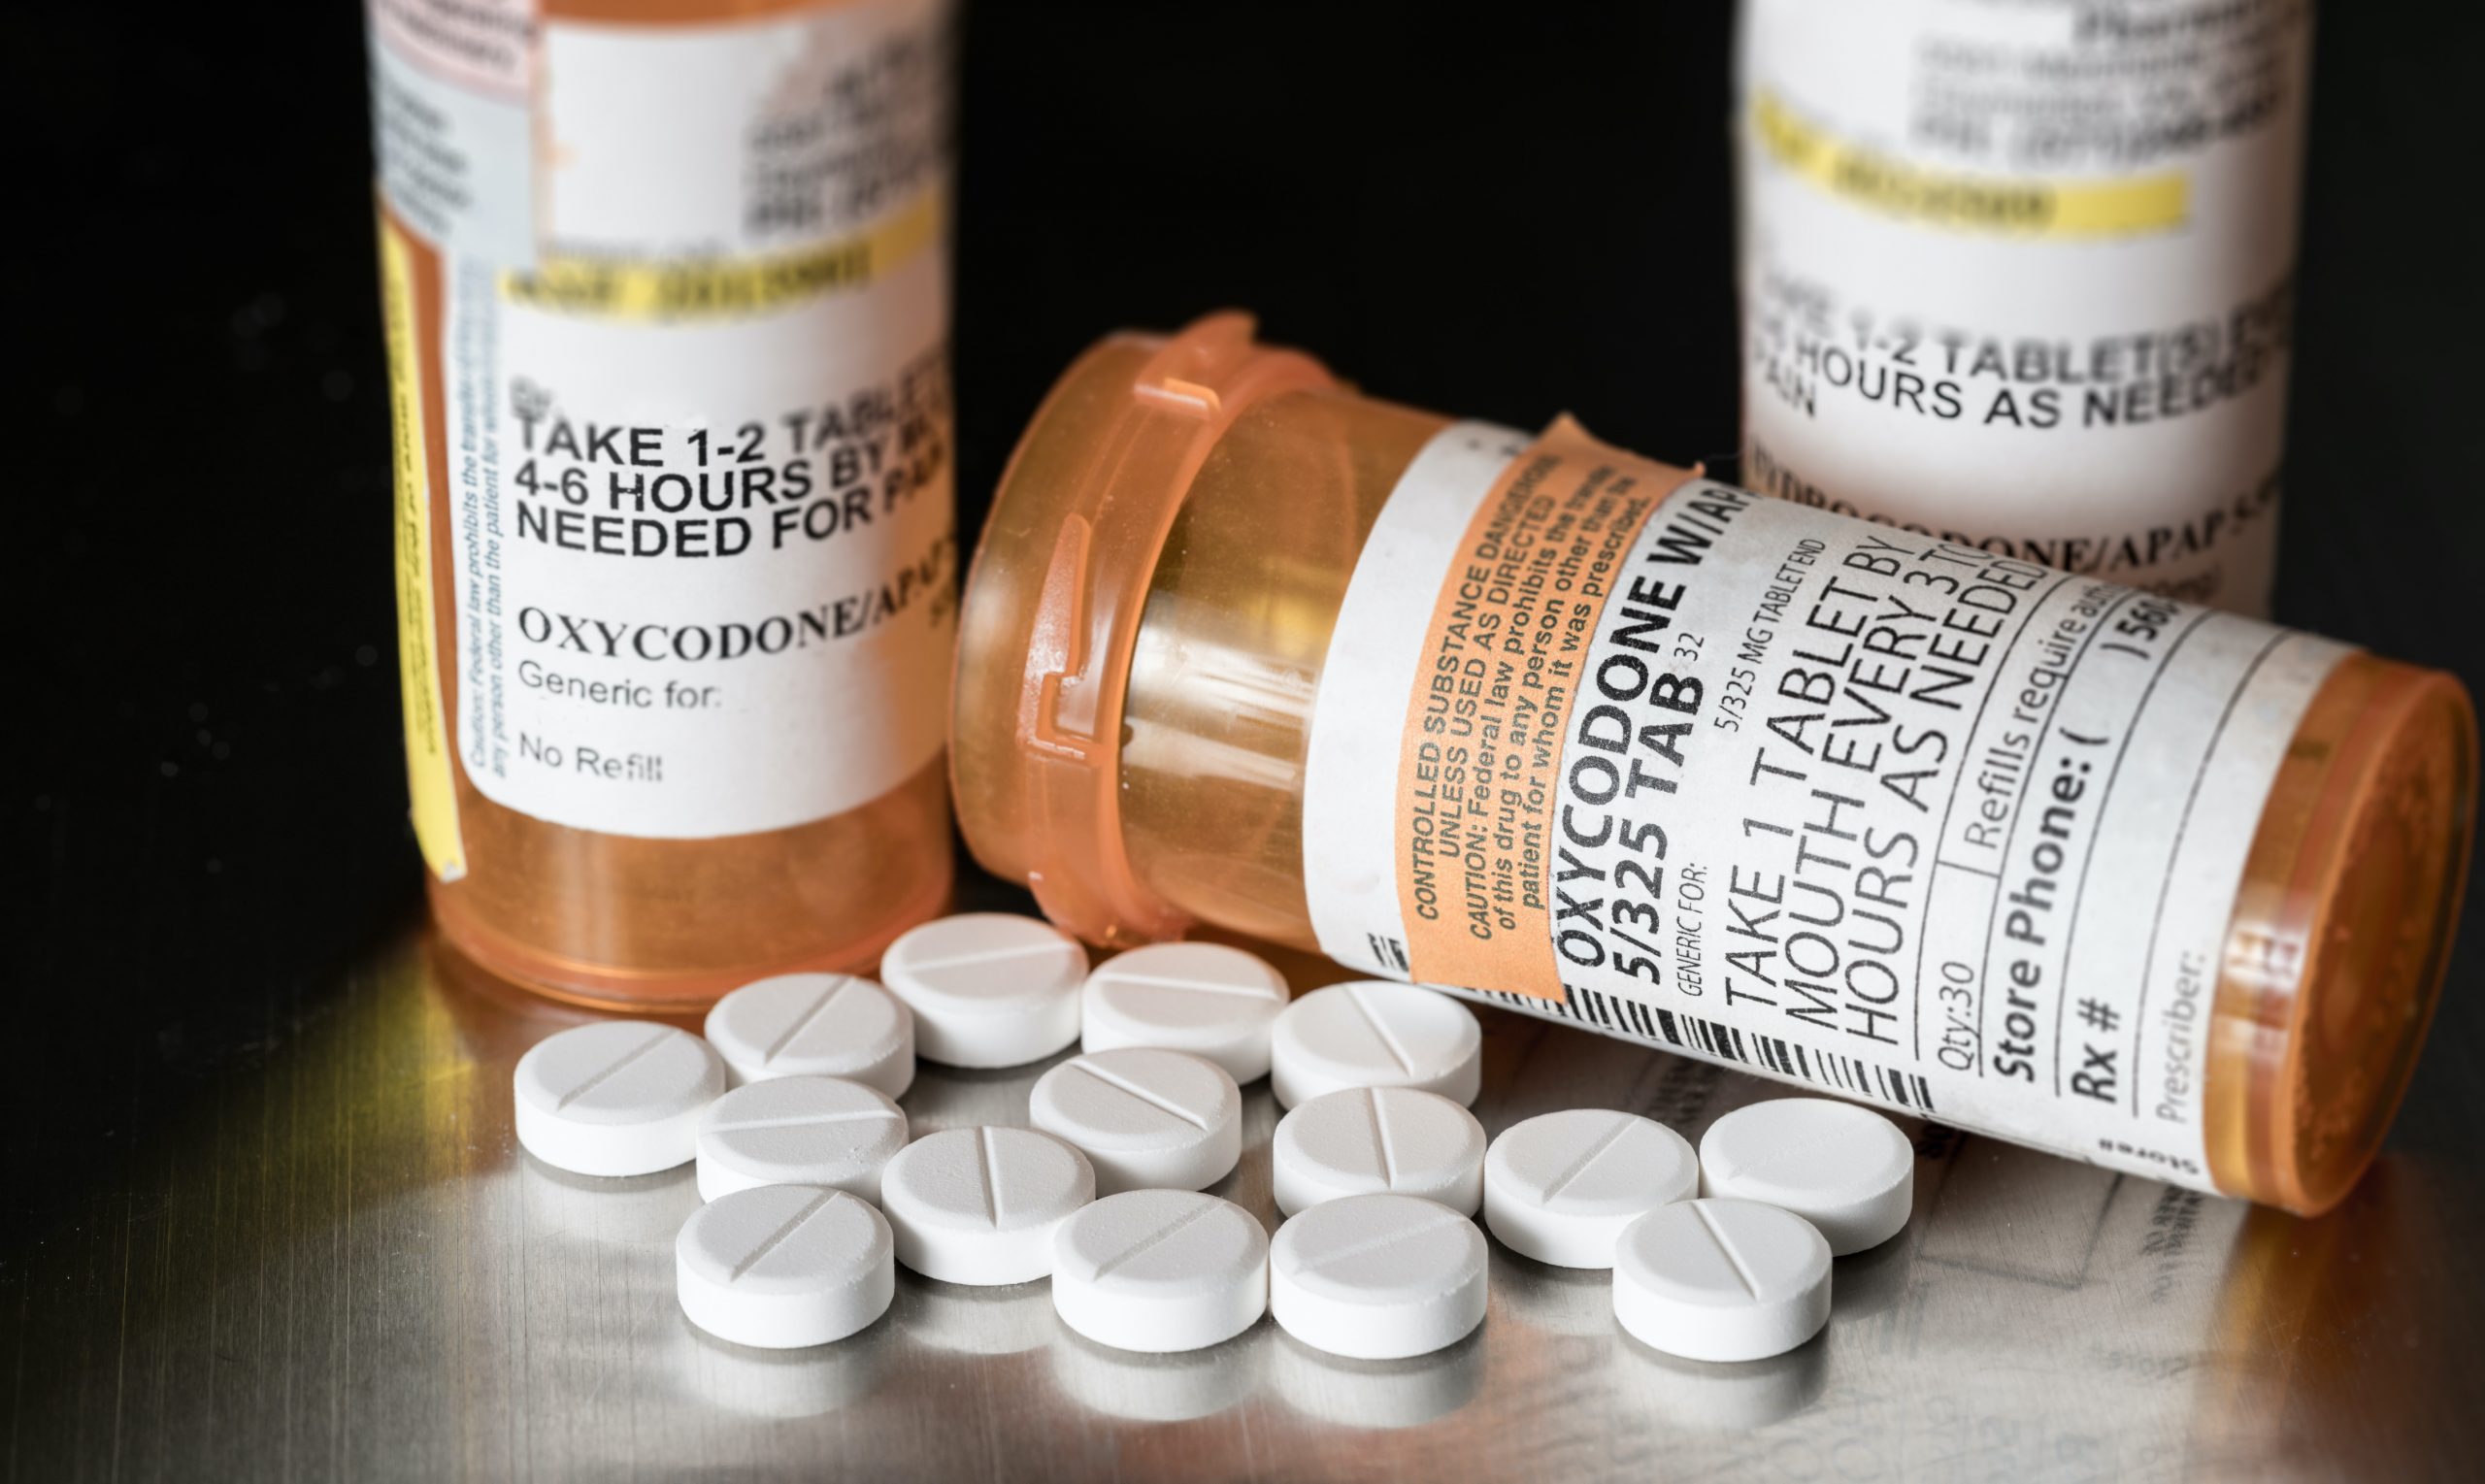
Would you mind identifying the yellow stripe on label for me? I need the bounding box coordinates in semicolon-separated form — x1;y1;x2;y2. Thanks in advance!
380;217;468;882
500;187;944;320
1753;91;2188;239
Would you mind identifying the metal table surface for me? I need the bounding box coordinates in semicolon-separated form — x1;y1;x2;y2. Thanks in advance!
9;886;2483;1484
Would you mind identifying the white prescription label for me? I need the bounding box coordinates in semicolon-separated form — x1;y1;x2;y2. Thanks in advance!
371;0;955;839
1736;0;2311;615
1302;422;1535;975
1301;423;2348;1188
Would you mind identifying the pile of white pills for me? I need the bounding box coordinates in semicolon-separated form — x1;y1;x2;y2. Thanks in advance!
511;912;1917;1369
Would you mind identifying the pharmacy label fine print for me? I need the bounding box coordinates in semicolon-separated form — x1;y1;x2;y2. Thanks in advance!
370;0;957;837
1304;422;2346;1186
1737;0;2313;613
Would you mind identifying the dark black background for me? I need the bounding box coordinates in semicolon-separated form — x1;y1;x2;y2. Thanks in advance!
11;4;2484;1237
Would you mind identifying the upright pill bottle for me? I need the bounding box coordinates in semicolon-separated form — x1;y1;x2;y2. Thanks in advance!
370;0;957;1008
952;315;2473;1215
1735;0;2309;613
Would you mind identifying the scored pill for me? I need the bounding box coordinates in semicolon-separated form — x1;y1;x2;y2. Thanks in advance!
1272;1086;1487;1216
878;1125;1096;1285
675;1184;895;1349
1030;1048;1242;1195
880;913;1089;1069
1268;982;1482;1108
702;973;914;1099
694;1074;909;1204
1269;1193;1488;1360
1611;1198;1832;1364
1698;1097;1914;1256
1079;941;1290;1082
1483;1108;1700;1269
514;1021;724;1177
1050;1189;1270;1354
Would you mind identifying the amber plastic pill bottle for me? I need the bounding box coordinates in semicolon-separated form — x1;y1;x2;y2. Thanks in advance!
372;0;957;1008
952;314;2473;1214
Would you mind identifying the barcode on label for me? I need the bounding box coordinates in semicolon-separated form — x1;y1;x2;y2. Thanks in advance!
1367;934;1410;974
1463;982;1935;1114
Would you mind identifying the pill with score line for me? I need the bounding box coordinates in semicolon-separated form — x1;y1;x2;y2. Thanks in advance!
1272;1086;1486;1216
1611;1198;1831;1363
676;1184;895;1349
694;1074;909;1204
1697;1098;1914;1255
1050;1189;1270;1354
878;1125;1096;1284
514;1020;725;1177
880;913;1089;1068
1030;1047;1242;1195
1269;982;1482;1108
1483;1108;1699;1269
1079;941;1290;1082
1269;1193;1487;1359
703;973;914;1099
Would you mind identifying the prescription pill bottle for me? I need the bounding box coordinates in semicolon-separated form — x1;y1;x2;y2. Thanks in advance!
1735;0;2308;614
952;314;2474;1215
371;0;956;1008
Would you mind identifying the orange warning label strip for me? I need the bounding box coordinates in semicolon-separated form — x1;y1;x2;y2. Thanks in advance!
1391;419;1696;1000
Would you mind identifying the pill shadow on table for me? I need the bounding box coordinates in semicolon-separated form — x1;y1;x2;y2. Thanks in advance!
1268;1325;1485;1431
899;1047;1075;1135
517;1155;701;1250
1046;1322;1270;1424
895;1273;1058;1357
1615;1330;1829;1433
668;1310;895;1419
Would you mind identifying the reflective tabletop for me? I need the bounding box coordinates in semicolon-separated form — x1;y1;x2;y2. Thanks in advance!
7;903;2481;1484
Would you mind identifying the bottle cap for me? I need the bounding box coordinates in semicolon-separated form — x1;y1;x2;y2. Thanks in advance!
952;313;1334;945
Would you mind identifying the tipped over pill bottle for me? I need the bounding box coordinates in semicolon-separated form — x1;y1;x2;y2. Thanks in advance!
952;314;2474;1214
370;0;957;1007
1735;0;2310;614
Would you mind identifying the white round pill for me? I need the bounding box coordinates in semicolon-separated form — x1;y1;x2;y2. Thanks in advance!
1698;1098;1914;1256
1612;1198;1831;1363
1268;982;1482;1108
1483;1108;1699;1268
1051;1190;1269;1354
676;1184;895;1349
695;1075;909;1204
1269;1194;1487;1360
1272;1086;1486;1217
702;973;914;1099
514;1021;725;1177
880;913;1088;1068
1029;1048;1242;1195
1079;941;1290;1082
879;1126;1094;1284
